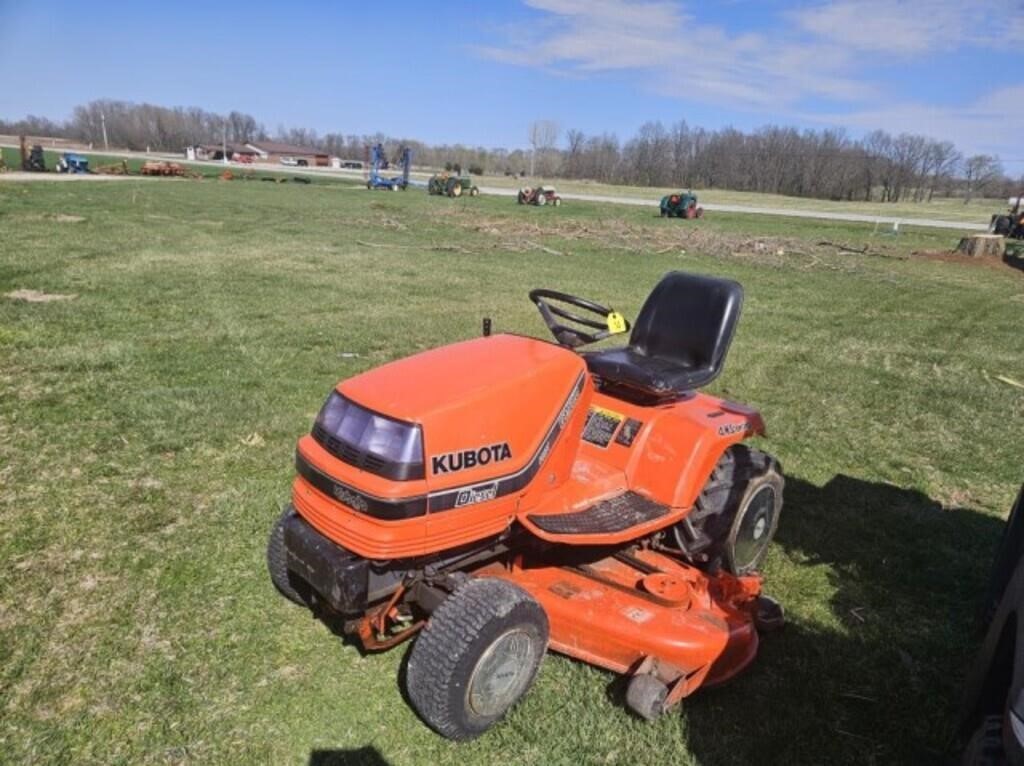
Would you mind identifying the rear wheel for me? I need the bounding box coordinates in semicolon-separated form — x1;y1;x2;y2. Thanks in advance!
553;197;561;207
962;714;1007;765
267;508;306;605
672;446;784;575
536;194;546;206
406;578;548;740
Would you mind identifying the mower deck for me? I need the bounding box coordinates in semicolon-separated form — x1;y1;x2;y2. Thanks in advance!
483;548;761;704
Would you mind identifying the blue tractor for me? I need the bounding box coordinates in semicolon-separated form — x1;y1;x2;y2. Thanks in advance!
56;153;90;174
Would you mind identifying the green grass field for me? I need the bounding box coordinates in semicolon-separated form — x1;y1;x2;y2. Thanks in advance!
1;143;1007;225
1;178;1021;765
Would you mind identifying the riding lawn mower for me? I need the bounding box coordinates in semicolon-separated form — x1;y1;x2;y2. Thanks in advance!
268;271;784;739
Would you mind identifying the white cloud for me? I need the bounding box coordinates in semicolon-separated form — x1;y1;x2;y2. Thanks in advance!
475;0;1024;169
794;0;1024;55
475;0;872;109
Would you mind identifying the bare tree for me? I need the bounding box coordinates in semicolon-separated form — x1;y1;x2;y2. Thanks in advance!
963;155;1003;203
528;120;559;176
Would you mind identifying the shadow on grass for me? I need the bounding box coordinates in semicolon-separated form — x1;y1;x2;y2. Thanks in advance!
682;474;1003;766
294;474;1003;763
309;746;390;766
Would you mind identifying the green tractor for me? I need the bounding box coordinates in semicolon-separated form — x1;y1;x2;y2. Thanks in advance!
428;172;479;198
660;191;704;219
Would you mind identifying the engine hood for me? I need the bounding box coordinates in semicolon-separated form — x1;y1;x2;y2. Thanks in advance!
338;334;588;493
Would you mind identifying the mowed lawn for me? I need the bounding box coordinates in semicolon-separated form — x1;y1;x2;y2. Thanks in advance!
0;178;1021;765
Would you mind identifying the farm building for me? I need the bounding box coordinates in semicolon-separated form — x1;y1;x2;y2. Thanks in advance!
188;144;259;162
244;141;329;166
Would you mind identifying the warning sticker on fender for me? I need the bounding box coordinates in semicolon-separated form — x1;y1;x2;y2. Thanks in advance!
582;406;624;447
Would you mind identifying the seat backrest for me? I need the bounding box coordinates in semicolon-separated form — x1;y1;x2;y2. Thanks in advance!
629;271;743;373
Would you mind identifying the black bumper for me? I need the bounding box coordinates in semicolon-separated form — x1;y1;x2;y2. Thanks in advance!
282;509;369;615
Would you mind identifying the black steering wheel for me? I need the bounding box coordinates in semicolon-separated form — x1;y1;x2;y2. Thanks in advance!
529;289;631;348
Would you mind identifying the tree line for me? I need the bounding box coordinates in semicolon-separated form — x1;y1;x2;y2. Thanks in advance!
1;100;1017;203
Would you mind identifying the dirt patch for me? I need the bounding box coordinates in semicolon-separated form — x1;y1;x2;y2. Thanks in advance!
430;207;904;268
5;289;78;303
913;250;1020;273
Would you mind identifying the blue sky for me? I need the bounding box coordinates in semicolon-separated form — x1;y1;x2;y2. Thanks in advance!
1;0;1022;171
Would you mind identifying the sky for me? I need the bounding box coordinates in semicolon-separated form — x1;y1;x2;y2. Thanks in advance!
1;0;1022;172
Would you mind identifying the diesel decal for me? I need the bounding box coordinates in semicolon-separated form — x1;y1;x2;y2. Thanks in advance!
717;422;749;437
432;443;512;474
454;482;498;507
332;485;369;513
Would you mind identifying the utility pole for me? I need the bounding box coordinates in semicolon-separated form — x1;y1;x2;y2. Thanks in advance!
100;112;109;150
222;122;228;164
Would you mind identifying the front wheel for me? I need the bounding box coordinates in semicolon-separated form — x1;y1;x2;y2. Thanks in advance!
406;578;548;740
267;507;306;605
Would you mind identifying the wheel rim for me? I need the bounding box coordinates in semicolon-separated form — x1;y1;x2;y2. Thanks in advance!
732;484;777;571
466;629;535;718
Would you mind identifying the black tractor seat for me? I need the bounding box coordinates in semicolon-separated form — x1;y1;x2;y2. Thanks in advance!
584;271;743;403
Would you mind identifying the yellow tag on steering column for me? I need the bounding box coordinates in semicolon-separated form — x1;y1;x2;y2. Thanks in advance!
606;311;627;334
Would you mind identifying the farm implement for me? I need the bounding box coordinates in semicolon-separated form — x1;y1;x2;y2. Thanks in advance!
268;271;784;739
366;143;412;191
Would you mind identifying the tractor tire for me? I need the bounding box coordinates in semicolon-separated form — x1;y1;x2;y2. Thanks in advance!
406;577;548;740
961;715;1007;765
625;674;668;721
695;207;704;218
536;194;546;206
469;187;479;197
267;508;306;606
517;191;526;204
553;197;561;207
366;180;372;190
660;209;668;218
993;215;1013;236
451;184;463;198
673;446;784;575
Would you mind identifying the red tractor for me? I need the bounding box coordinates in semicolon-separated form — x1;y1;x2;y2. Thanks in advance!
269;271;784;739
518;185;562;206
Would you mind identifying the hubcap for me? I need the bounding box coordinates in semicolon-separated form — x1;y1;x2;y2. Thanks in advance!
733;485;777;570
467;629;535;718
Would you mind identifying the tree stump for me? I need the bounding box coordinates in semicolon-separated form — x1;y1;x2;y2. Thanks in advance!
956;234;1005;258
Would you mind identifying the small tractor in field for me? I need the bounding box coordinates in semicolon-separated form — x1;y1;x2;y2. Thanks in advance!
428;172;479;198
660;191;704;219
55;153;90;174
19;136;46;172
518;185;561;206
991;196;1024;240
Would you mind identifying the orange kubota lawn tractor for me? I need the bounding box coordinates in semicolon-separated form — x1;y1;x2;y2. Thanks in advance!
268;271;784;739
